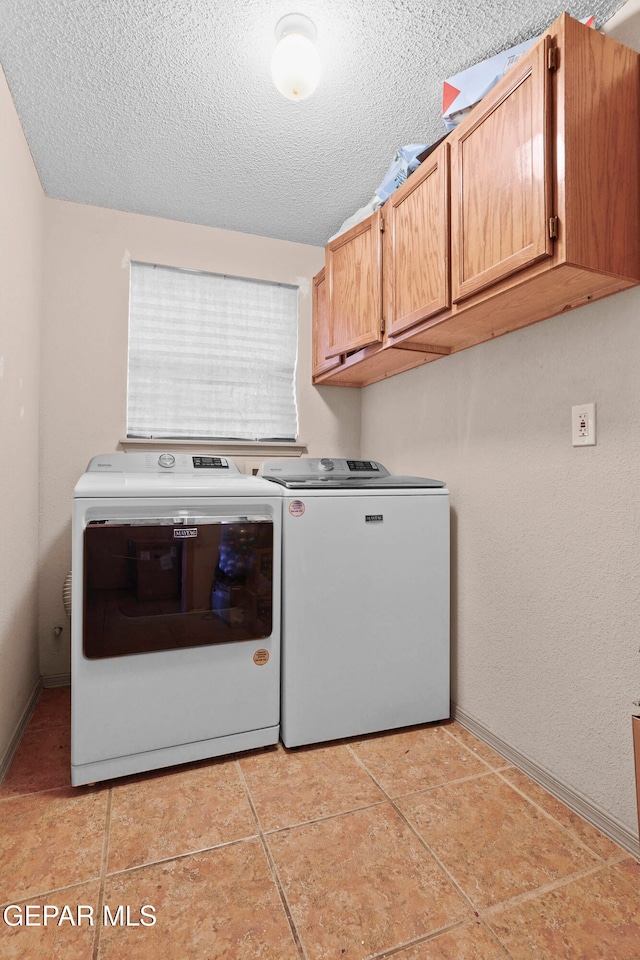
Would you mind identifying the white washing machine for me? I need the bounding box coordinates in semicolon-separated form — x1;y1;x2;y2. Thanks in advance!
262;458;450;748
71;452;282;785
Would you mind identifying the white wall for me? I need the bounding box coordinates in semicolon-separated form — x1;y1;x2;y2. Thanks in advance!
0;65;44;761
38;200;360;678
360;3;640;840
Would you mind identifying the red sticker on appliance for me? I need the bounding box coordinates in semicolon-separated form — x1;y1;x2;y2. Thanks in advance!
289;500;305;517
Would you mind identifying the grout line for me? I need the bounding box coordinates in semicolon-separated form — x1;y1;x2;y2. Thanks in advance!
390;797;479;913
389;767;499;801
0;877;103;912
366;917;519;960
363;919;471;960
478;920;519;960
609;856;640;894
235;758;308;960
390;771;621;927
0;785;75;803
344;740;623;943
446;722;631;865
344;743;480;915
452;707;640;858
344;739;498;803
0;779;97;804
493;767;619;863
234;757;266;835
479;859;616;919
102;832;260;879
257;833;308;960
91;786;113;960
261;797;388;836
604;850;634;865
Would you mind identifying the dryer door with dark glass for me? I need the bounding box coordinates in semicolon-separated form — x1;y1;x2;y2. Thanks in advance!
83;515;273;658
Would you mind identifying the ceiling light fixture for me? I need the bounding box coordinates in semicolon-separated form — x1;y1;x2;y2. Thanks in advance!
271;13;321;102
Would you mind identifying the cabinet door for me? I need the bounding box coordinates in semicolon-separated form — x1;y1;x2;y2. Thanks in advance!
312;268;341;377
326;211;383;356
387;143;450;337
451;38;553;303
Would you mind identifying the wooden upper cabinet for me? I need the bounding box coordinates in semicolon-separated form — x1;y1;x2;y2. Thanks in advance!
451;37;553;303
326;211;383;356
311;267;341;377
313;14;640;387
386;143;451;337
559;15;640;282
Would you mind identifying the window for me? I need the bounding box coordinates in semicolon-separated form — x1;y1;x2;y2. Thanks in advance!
127;262;299;441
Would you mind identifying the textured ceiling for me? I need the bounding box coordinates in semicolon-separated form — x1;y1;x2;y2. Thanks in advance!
0;0;628;246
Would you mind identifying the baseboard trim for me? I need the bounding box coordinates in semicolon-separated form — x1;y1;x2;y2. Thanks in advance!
0;677;42;785
452;703;640;859
42;673;71;688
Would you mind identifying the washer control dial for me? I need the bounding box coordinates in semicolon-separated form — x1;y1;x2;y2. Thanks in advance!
318;458;335;472
158;453;176;468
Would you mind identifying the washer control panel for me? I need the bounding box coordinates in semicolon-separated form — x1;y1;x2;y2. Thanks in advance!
262;458;390;483
191;456;230;469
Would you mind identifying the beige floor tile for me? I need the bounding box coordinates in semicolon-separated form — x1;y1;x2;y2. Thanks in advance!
487;865;640;959
107;758;257;873
501;767;625;861
267;803;468;960
0;787;108;903
398;773;598;908
392;921;510;959
240;741;384;830
5;709;638;960
0;881;99;960
29;686;71;730
98;840;299;960
446;723;510;769
349;724;489;796
0;723;71;798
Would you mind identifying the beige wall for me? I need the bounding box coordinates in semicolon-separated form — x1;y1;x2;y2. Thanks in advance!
0;65;44;762
360;6;640;840
362;290;640;837
38;200;360;677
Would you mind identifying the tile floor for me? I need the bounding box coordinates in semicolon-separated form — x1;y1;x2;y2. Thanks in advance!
1;686;639;959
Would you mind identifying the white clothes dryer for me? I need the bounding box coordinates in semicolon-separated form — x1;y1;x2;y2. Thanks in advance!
262;458;450;748
71;452;282;785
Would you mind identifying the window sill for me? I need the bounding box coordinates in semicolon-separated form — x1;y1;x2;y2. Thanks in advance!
119;438;308;458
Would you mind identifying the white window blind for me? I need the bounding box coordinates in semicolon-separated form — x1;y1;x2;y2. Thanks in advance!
127;262;299;440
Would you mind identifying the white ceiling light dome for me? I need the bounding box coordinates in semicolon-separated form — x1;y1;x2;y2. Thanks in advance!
271;13;321;102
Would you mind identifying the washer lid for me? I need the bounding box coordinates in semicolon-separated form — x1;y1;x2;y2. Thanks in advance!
262;458;445;489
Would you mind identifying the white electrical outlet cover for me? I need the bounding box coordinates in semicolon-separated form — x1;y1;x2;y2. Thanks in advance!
572;402;596;446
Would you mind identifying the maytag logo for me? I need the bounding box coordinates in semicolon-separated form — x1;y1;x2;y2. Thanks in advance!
365;514;383;522
174;528;198;538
